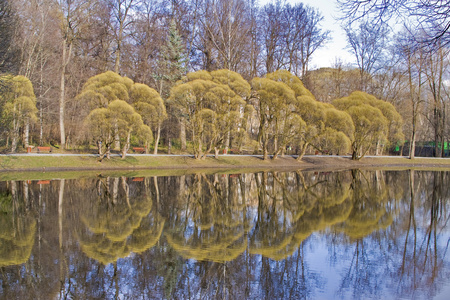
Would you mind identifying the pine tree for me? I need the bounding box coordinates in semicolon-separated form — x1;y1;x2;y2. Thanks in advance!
155;19;187;152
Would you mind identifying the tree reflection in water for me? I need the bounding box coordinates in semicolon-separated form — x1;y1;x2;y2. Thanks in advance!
78;176;164;265
0;170;448;299
0;182;36;268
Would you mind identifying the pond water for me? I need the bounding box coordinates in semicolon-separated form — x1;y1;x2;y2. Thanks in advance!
0;170;449;299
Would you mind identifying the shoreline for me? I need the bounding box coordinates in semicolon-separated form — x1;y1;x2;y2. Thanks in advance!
1;154;450;175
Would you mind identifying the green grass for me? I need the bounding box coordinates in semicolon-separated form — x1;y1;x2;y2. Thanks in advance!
0;154;294;171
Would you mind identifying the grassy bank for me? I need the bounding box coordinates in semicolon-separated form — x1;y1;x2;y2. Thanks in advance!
1;154;450;181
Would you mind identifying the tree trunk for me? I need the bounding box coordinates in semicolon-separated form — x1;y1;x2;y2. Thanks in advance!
106;143;111;159
97;141;102;155
296;142;309;161
11;108;18;153
114;124;121;150
224;130;230;155
121;131;131;159
39;101;43;146
410;129;416;159
273;133;278;154
115;46;121;74
60;45;66;149
24;119;29;148
168;138;171;154
58;179;65;249
351;142;359;160
153;123;161;154
180;116;186;151
272;148;281;160
263;137;269;160
214;147;220;159
59;39;72;149
375;140;381;156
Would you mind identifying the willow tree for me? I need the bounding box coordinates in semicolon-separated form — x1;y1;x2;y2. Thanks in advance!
0;75;38;152
210;69;251;153
333;170;393;240
251;77;301;160
254;70;353;160
165;173;250;262
78;185;164;265
77;71;161;154
77;71;133;105
130;83;167;154
168;70;249;159
0;190;36;267
248;171;353;260
333;91;404;160
84;100;152;159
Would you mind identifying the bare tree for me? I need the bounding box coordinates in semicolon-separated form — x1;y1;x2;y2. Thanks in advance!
344;20;389;91
127;0;166;84
260;2;329;78
195;0;251;72
260;1;285;74
0;0;19;73
56;0;94;148
337;0;450;47
107;0;138;74
424;44;449;157
396;32;427;159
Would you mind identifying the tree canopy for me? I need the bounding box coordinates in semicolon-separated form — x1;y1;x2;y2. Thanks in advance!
333;91;404;160
169;69;250;159
78;71;162;158
0;75;37;152
252;70;353;160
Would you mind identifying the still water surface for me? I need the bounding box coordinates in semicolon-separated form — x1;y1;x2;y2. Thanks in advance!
0;170;449;299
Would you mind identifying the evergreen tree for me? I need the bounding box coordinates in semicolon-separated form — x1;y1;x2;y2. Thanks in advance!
156;19;188;152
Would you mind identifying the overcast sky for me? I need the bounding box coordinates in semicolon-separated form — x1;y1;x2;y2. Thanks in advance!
259;0;355;69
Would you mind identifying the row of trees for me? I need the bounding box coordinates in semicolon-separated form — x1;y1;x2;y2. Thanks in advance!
0;0;449;158
2;67;403;160
1;68;403;160
0;0;330;152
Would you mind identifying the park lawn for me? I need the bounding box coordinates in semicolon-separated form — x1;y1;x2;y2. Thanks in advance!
1;154;450;181
0;154;298;171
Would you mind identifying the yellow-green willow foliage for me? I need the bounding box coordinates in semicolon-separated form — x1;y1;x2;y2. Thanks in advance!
165;174;251;262
248;171;353;260
164;171;395;262
332;170;394;240
252;70;353;160
77;71;163;157
78;181;164;265
76;71;134;109
333;91;404;160
0;75;37;152
0;191;36;267
251;77;301;160
84;100;152;159
168;70;250;159
129;83;167;154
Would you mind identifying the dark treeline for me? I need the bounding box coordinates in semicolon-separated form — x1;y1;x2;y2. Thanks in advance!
0;0;449;158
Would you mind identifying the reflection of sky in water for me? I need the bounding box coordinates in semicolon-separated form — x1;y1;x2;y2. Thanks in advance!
0;170;449;299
